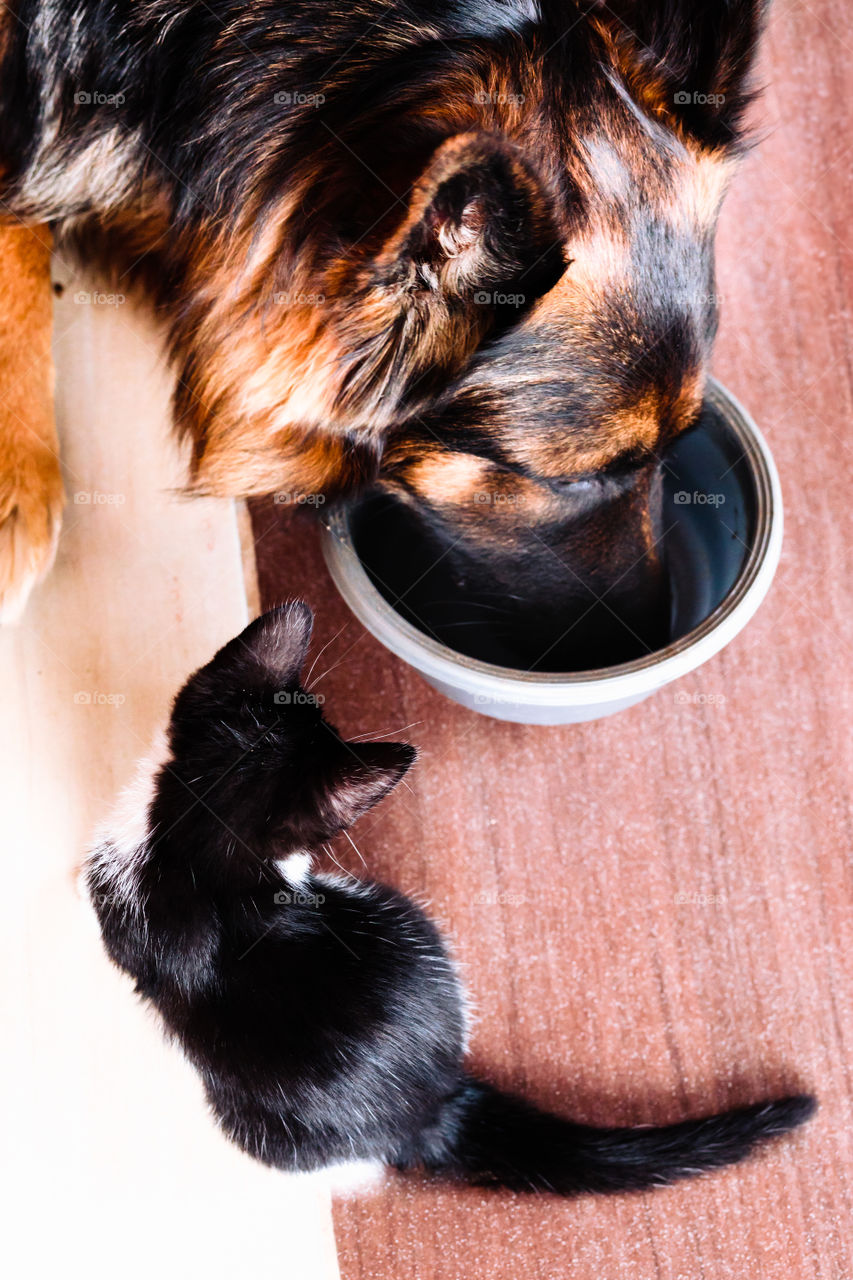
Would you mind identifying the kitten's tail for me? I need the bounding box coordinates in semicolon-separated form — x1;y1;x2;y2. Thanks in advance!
411;1076;815;1195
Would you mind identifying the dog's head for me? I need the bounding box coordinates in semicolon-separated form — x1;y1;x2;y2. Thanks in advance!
359;1;766;669
184;0;765;667
375;175;715;668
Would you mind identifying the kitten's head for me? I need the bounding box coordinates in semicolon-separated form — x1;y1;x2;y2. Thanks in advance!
165;603;415;854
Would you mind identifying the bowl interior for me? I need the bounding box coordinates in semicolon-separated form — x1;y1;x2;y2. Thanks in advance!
662;402;756;638
345;395;759;676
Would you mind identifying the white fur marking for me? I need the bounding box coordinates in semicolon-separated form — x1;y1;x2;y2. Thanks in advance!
85;726;170;914
18;126;144;221
295;1159;386;1197
276;850;313;889
313;870;372;899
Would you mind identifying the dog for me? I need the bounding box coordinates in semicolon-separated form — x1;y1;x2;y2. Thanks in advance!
0;0;767;663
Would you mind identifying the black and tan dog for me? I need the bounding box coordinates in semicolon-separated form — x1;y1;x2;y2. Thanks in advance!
0;0;766;663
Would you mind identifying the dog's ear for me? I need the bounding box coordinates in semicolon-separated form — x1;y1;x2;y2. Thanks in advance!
334;132;564;425
592;0;768;148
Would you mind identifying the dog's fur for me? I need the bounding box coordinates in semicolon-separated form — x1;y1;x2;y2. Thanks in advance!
0;1;768;655
0;217;60;620
85;602;815;1190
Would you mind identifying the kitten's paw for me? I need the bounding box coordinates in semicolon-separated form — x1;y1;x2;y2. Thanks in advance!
0;445;64;623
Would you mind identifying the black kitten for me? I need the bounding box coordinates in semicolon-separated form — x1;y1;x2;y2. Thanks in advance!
85;604;815;1193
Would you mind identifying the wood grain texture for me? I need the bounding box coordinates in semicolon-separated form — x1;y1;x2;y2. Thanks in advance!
249;3;853;1275
0;267;340;1280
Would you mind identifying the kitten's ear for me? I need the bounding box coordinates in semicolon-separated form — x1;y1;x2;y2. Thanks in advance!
324;742;417;828
233;602;314;684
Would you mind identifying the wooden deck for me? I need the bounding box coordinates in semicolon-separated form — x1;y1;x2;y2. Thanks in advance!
250;2;853;1276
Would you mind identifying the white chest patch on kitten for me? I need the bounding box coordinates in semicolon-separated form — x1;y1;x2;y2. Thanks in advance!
276;849;313;889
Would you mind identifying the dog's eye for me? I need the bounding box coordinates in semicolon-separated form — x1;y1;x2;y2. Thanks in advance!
547;476;597;494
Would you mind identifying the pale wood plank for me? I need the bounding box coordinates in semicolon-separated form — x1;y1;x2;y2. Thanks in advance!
0;264;340;1279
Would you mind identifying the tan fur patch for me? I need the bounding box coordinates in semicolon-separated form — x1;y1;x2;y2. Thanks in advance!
388;446;561;532
662;149;735;232
402;452;491;505
0;220;63;621
554;226;630;304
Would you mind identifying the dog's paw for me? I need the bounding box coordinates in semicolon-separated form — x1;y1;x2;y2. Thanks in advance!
0;447;64;623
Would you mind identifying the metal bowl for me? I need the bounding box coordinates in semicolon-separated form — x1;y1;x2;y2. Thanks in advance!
321;378;781;724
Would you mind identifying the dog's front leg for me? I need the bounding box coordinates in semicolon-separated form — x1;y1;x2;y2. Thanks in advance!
0;220;63;622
